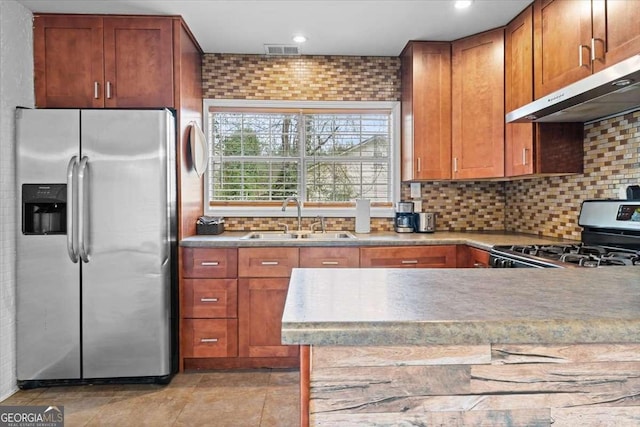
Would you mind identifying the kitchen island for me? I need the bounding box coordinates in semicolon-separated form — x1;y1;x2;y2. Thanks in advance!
282;267;640;426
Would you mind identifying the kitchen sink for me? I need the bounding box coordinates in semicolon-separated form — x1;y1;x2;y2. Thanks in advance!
299;232;356;239
241;232;298;240
241;231;357;240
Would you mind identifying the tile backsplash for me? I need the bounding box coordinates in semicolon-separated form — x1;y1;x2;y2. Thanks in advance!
505;110;640;240
202;54;639;239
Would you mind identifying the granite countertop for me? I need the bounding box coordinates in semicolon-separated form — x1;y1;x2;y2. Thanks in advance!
180;230;576;250
281;267;640;346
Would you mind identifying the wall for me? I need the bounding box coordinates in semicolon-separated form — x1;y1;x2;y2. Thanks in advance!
506;111;640;240
202;53;505;232
0;0;34;401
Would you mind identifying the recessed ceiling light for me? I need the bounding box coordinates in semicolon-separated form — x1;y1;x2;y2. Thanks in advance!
454;0;473;9
292;35;307;43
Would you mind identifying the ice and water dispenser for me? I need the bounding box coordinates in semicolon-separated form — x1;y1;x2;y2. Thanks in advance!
22;184;67;235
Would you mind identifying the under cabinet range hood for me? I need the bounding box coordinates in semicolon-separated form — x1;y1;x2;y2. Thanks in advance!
506;54;640;123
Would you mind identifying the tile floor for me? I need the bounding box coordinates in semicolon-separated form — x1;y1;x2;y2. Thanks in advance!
0;369;300;426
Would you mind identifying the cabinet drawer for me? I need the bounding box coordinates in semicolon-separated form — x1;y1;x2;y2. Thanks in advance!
182;319;238;358
182;279;237;318
360;246;457;268
299;247;360;268
238;247;299;277
182;248;238;278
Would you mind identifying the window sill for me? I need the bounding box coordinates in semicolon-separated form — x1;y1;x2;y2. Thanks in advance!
204;206;395;218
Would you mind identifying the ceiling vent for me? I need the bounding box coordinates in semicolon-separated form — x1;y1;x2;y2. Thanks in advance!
264;44;300;56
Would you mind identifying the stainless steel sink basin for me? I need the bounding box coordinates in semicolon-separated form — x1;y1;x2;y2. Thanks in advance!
241;232;297;240
241;231;357;240
299;232;356;239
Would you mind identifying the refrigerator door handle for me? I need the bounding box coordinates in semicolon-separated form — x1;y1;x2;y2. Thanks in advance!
66;156;79;263
78;156;90;263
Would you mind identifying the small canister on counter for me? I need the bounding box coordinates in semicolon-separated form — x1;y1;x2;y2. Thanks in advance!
414;212;436;233
196;216;225;235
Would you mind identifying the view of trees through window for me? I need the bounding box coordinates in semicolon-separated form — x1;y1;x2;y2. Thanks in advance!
207;109;391;205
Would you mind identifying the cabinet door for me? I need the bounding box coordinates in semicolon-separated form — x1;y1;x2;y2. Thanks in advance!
34;15;104;108
182;279;238;318
592;0;640;72
103;17;174;107
360;246;457;268
533;0;592;98
238;247;299;277
468;247;491;268
182;248;238;278
238;278;299;358
452;28;505;179
505;6;535;177
299;247;360;268
182;319;238;358
401;42;451;180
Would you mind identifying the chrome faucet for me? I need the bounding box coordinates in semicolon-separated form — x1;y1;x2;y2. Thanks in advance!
281;196;302;231
311;216;326;233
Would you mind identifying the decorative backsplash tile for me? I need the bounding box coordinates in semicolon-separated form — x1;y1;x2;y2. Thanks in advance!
202;54;639;238
202;54;401;101
505;110;640;240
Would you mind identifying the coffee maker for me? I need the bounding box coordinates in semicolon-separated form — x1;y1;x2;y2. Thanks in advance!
394;201;415;233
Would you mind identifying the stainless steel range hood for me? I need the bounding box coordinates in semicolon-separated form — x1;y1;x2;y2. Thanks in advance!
506;54;640;123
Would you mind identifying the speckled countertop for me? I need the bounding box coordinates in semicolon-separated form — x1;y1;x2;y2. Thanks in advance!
281;267;640;346
180;230;575;250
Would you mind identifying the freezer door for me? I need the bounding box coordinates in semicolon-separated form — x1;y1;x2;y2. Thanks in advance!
80;109;173;379
16;109;81;381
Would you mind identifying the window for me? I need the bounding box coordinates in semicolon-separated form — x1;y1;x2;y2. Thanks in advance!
203;100;400;217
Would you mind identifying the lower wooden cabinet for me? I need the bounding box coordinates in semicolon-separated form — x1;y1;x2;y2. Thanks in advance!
458;246;491;268
360;246;457;268
238;278;299;359
181;319;238;358
299;247;360;268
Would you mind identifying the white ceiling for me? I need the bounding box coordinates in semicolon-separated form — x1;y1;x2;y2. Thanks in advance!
15;0;532;56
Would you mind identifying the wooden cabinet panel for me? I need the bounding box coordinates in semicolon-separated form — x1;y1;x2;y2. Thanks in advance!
34;15;175;108
182;279;237;318
592;0;640;72
467;247;491;268
34;15;104;108
238;278;299;359
533;0;593;98
506;5;584;177
182;248;238;278
360;246;457;268
103;17;174;107
182;319;238;358
299;247;360;268
401;42;452;180
452;28;505;179
238;247;299;277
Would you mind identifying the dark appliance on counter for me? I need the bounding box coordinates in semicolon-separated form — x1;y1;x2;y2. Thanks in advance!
394;201;415;233
490;200;640;268
16;108;177;388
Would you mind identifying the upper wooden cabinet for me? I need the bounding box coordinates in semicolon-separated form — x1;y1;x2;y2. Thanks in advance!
452;28;505;179
505;5;584;177
400;42;452;180
34;15;174;108
533;0;640;98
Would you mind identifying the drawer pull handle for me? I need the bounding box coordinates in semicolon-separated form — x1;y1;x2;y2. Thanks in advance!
200;338;219;343
261;261;279;265
201;261;219;266
321;261;339;265
200;298;219;303
401;260;418;264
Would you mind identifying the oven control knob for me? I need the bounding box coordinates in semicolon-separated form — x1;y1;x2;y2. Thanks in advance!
506;260;513;268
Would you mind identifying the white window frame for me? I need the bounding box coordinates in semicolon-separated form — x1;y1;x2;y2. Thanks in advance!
203;99;401;218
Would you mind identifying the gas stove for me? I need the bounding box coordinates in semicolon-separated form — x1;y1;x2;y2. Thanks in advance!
490;200;640;268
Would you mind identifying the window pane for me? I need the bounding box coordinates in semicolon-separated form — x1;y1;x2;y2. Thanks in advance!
212;113;300;157
305;114;390;157
305;161;389;202
210;160;299;201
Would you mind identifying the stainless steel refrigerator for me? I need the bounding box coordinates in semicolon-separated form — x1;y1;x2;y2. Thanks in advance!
16;108;176;387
